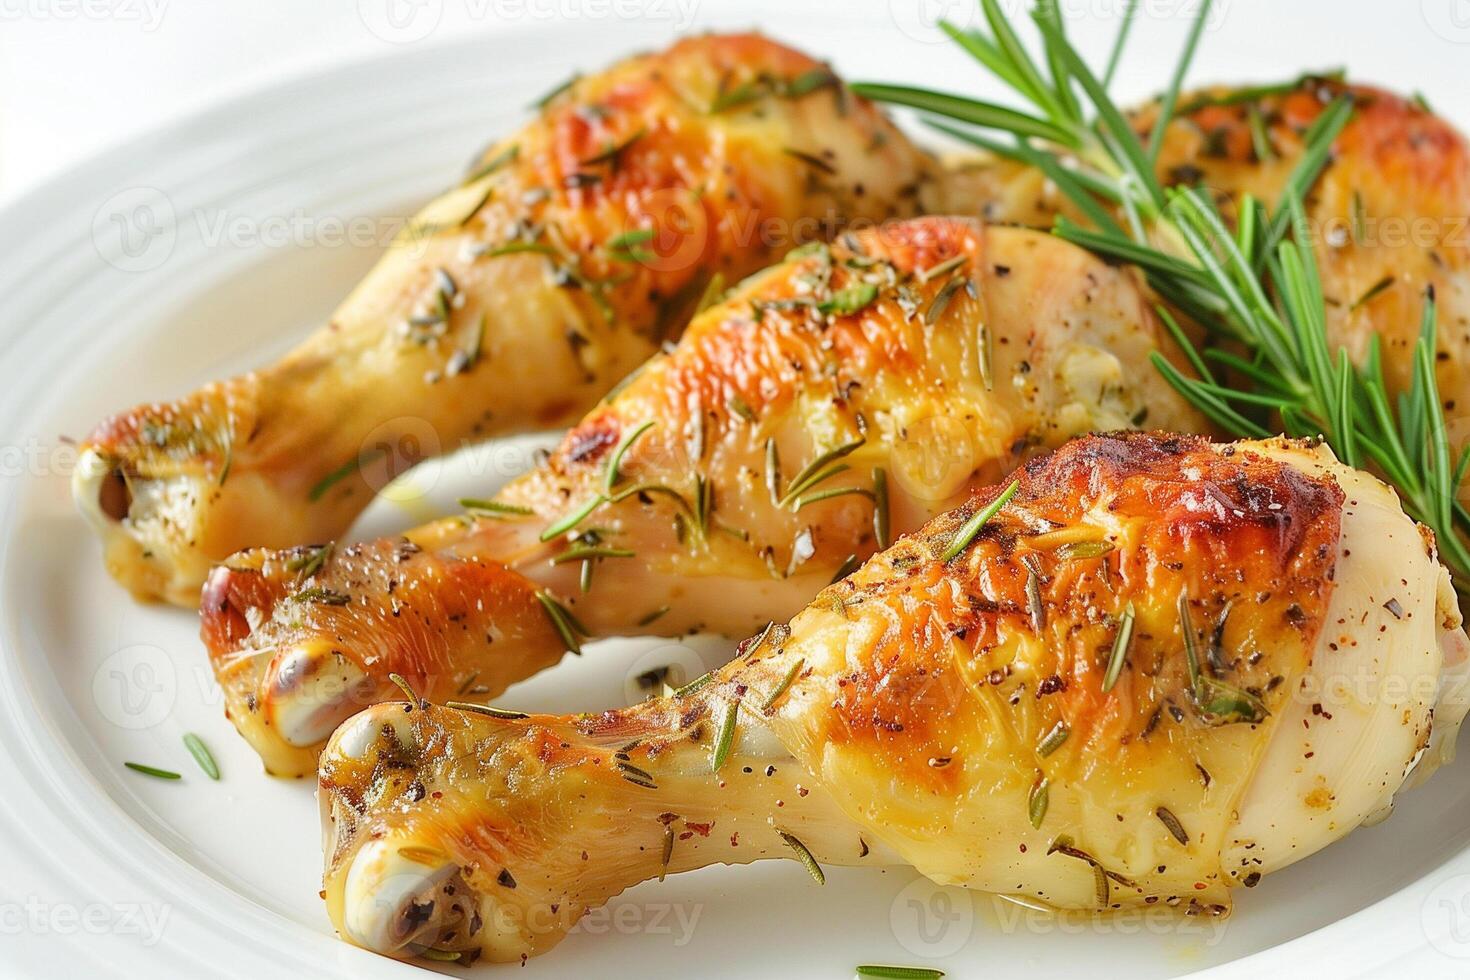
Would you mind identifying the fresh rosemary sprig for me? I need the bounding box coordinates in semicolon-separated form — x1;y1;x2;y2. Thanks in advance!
856;0;1470;596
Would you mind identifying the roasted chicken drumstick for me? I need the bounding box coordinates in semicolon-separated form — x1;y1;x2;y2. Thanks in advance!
318;432;1470;965
73;33;936;605
202;216;1204;774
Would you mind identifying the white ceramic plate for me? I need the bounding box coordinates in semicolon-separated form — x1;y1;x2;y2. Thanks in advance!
4;2;1470;976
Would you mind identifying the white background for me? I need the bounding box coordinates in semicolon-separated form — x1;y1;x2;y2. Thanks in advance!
2;0;1470;206
4;1;1470;978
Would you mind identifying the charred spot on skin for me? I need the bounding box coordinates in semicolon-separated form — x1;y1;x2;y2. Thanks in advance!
566;419;620;464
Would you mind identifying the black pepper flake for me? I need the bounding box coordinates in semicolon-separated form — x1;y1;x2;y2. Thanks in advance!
1383;597;1404;619
497;868;517;889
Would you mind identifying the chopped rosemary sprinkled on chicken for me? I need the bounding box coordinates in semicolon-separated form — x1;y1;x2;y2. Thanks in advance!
1100;602;1136;693
940;479;1018;562
776;829;826;885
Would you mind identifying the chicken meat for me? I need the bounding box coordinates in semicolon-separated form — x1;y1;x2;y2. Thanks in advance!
317;431;1470;965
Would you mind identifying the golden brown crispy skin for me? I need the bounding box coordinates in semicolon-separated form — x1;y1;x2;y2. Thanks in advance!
753;432;1341;909
75;32;938;605
204;217;1204;775
316;433;1349;964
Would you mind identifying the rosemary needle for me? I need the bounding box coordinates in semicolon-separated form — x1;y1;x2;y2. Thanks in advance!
540;495;605;541
536;590;587;655
1100;602;1136;693
124;762;181;781
777;830;825;885
855;968;945;980
460;497;533;517
711;699;739;772
388;672;423;707
940;480;1019;562
872;467;891;549
604;420;655;493
445;701;529;720
182;733;219;780
759;658;805;713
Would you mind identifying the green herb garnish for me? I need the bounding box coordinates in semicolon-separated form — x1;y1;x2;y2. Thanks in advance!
603;420;656;493
777;829;826;885
461;497;534;518
182;733;219;780
818;282;879;317
580;127;645;168
940;479;1018;562
1181;590;1267;724
537;590;588;656
1100;602;1136;693
1156;806;1189;845
308;447;386;502
462;143;520;186
759;658;805;713
540;494;606;541
445;701;529;720
711;698;739;772
778;438;866;508
872;468;891;549
1036;721;1069;757
1028;774;1050;828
